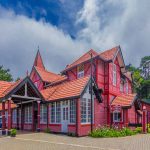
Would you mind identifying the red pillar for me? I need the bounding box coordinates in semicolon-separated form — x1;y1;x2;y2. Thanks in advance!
37;101;41;132
2;101;6;134
126;109;128;127
142;106;147;133
76;98;81;136
7;99;11;131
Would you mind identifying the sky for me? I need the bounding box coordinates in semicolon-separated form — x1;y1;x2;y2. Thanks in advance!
0;0;150;80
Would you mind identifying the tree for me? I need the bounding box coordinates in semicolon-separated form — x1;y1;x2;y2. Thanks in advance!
140;56;150;67
0;65;13;81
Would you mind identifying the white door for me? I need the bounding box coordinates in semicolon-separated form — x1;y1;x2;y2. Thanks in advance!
61;101;69;133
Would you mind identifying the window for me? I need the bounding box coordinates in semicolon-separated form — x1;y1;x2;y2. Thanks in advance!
40;104;47;123
113;64;117;86
50;102;61;123
70;100;76;123
5;111;8;123
126;81;128;94
77;64;84;78
120;83;123;92
113;111;121;122
25;106;32;123
50;103;55;123
56;102;61;123
12;109;17;124
34;82;38;88
81;98;92;123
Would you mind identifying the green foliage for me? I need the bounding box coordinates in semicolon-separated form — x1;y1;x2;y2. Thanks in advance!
44;128;51;133
0;65;13;81
68;132;76;137
10;129;17;137
134;127;142;134
89;127;136;138
140;56;150;67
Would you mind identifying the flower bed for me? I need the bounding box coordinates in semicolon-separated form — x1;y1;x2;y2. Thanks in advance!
89;126;138;138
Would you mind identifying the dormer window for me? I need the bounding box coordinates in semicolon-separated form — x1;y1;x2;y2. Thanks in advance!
77;64;84;78
113;64;117;86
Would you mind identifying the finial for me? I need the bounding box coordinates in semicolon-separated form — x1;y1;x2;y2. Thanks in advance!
38;45;39;51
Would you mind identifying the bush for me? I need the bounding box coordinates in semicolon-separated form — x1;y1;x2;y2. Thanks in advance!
68;132;76;137
89;126;137;138
135;127;142;133
44;128;51;133
10;129;17;137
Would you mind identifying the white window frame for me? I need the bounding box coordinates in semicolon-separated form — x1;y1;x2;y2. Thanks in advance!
81;98;93;124
113;111;121;122
77;64;84;78
70;100;76;124
40;104;47;124
5;111;8;123
12;109;17;124
120;83;123;92
113;64;117;86
25;106;32;124
50;102;61;124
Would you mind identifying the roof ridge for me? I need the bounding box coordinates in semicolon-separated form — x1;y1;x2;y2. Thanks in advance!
66;49;98;69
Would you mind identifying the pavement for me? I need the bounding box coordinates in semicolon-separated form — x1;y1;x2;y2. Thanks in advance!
0;132;150;150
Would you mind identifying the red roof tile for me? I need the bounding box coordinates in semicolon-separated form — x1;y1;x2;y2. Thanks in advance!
64;49;98;71
99;46;118;61
0;80;22;98
111;94;136;107
35;66;66;83
41;76;90;101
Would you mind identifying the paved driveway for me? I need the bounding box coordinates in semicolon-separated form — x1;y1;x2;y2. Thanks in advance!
0;132;150;150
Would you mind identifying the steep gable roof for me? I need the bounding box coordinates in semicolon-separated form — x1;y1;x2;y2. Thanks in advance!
35;66;66;83
41;76;90;101
33;50;45;69
99;46;119;61
63;49;98;72
0;80;22;99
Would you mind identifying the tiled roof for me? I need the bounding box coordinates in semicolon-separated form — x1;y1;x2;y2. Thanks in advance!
99;46;119;61
111;94;137;107
35;66;66;83
0;100;17;111
41;76;90;101
64;49;98;71
141;99;150;104
0;80;21;98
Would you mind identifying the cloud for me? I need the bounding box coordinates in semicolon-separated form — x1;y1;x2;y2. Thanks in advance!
0;0;150;79
76;0;150;66
0;5;87;79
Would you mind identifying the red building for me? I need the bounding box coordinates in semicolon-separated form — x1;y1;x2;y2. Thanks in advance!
0;46;142;136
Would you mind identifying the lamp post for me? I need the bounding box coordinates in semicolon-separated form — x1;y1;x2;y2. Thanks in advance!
90;52;93;133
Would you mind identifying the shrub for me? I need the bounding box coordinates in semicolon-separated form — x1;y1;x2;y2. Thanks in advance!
135;127;142;133
68;132;76;137
44;128;51;133
10;129;17;137
89;126;137;138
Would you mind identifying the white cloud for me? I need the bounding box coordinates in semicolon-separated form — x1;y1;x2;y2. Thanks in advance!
76;0;150;66
0;0;150;79
0;6;87;79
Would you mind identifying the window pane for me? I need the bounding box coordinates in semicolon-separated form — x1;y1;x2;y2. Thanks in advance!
56;102;61;123
70;100;76;123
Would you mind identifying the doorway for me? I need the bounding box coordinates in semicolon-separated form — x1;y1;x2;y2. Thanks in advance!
61;101;69;133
